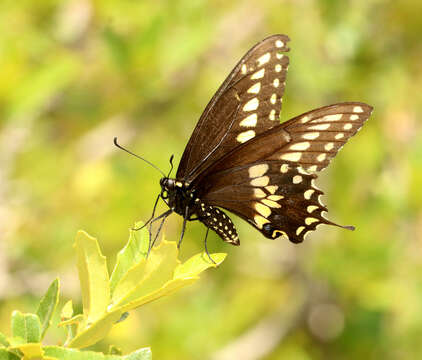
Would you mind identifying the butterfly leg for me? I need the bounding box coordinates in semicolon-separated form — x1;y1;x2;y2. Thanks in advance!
177;206;189;249
203;227;216;264
147;209;173;256
133;194;160;231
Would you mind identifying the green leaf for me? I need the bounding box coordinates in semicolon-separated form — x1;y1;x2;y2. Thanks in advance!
68;310;122;349
11;311;42;343
10;343;43;359
110;223;149;295
74;231;110;324
36;278;60;339
0;332;9;347
108;345;122;355
44;346;152;360
58;302;80;346
120;277;197;312
174;252;226;279
111;241;179;307
0;348;20;360
61;300;74;320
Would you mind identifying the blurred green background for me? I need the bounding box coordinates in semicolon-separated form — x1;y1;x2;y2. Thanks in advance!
1;0;421;359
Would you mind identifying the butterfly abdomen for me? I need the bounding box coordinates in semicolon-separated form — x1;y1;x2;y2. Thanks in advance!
195;202;239;245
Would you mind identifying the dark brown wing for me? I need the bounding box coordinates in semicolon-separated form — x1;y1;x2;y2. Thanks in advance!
200;161;349;243
176;34;290;182
191;102;373;243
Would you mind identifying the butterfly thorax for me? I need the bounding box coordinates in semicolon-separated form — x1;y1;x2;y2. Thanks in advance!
160;177;239;245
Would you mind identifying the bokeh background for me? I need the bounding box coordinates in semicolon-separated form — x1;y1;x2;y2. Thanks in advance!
1;0;421;359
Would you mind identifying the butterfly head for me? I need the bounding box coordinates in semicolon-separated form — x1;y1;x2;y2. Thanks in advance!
159;177;175;199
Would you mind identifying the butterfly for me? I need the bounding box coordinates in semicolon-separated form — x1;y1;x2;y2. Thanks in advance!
116;34;373;253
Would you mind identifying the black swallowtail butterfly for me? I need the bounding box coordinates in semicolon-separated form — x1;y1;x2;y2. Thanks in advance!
116;34;373;253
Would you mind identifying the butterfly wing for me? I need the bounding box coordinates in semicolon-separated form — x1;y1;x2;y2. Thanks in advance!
177;34;290;182
192;102;373;243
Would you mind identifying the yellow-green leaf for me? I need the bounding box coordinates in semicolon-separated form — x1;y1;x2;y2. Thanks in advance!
11;311;41;344
67;310;122;349
120;277;198;312
74;231;110;324
44;345;152;360
61;300;73;320
36;278;59;339
111;241;179;307
11;343;43;360
174;252;226;279
0;348;20;360
110;223;149;295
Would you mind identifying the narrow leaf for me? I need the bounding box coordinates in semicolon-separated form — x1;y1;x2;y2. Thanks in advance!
11;343;43;359
0;332;9;347
67;310;122;349
36;278;60;339
120;277;197;312
110;223;149;295
174;252;226;279
61;300;74;320
0;348;20;360
11;311;42;343
74;231;110;324
44;346;152;360
111;241;179;307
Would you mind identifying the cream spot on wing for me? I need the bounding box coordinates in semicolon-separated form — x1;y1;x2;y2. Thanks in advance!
350;114;359;120
247;82;261;94
307;205;319;213
249;164;269;178
275;64;282;72
251;68;265;79
268;195;284;201
265;185;278;194
237;130;255;143
269;109;276;120
255;202;271;217
317;153;326;162
296;226;305;236
243;98;259;112
239;113;258;127
275;39;284;48
272;230;288;240
273;78;280;88
254;188;266;198
290;142;310;151
344;123;353;130
305;217;319;225
353;106;364;112
280;164;289;173
241;64;247;74
309;124;330;130
307;165;318;172
301;116;310;123
254;215;269;229
304;189;315;200
280;152;301;161
323;114;343;121
302;132;319;140
325;142;334;151
251;176;270;187
270;93;277;104
293;175;302;184
276;52;284;59
262;199;281;208
335;133;344;140
257;52;271;66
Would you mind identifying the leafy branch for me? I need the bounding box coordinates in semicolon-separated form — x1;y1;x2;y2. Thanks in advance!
0;223;226;360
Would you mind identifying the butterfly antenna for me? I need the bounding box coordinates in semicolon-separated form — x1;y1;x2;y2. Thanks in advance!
113;137;166;177
167;154;174;177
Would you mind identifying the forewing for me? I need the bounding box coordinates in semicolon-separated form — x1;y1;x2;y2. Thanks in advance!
201;162;351;243
177;34;290;181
